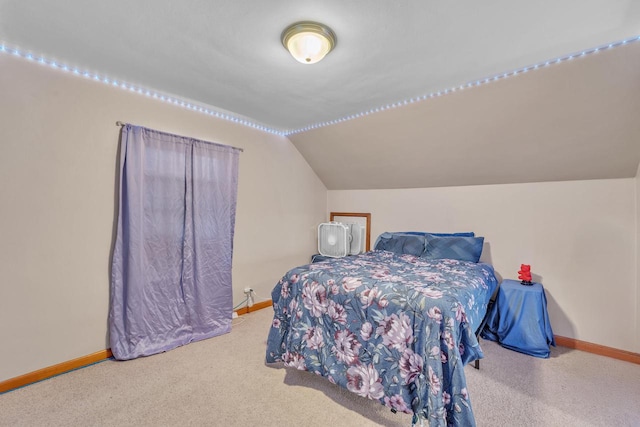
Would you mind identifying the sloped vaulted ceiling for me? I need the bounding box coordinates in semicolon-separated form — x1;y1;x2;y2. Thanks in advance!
289;42;640;189
1;0;639;189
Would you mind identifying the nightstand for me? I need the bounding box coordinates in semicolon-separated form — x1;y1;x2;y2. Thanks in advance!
481;279;555;358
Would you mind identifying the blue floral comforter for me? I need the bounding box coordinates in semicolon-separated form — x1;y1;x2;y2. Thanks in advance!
265;251;498;426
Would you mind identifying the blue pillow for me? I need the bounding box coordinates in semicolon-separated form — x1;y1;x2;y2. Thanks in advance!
423;235;484;263
374;233;426;256
401;231;475;237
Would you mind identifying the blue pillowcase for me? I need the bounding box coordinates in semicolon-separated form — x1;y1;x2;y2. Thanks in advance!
423;235;484;263
373;231;478;258
375;233;426;256
401;231;475;237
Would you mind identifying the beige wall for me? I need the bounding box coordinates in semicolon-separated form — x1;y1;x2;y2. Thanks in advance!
0;55;326;382
636;163;640;351
329;179;637;352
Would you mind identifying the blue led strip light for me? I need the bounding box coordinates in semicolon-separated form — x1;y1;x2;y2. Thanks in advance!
0;43;286;136
2;35;639;137
283;35;640;136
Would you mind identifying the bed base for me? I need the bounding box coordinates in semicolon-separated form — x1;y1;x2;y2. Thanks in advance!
473;282;500;369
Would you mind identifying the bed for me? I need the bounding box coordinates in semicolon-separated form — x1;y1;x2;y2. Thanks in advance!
265;232;498;426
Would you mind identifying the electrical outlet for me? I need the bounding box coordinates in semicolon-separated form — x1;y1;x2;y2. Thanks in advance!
244;287;254;308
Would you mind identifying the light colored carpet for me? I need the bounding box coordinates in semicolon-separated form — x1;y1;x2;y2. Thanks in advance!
1;308;639;426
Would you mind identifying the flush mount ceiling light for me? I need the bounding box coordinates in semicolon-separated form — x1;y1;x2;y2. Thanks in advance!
281;21;337;64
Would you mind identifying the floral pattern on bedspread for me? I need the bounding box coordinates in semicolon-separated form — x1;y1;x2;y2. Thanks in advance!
265;251;498;426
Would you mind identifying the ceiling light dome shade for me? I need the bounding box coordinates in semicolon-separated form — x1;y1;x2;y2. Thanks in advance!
281;21;337;64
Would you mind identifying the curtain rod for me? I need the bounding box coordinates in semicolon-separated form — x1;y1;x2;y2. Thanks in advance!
115;121;244;152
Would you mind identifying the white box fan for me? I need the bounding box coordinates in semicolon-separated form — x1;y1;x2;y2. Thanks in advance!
318;222;366;258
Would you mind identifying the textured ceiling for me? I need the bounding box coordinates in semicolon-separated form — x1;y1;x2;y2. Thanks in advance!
1;0;638;132
1;1;639;190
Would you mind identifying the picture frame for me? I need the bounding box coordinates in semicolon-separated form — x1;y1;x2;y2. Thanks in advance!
329;212;371;251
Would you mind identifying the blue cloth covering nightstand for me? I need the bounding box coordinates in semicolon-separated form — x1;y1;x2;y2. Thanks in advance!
482;279;556;358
